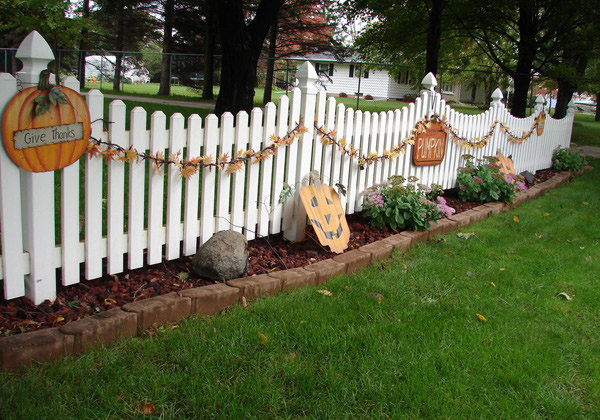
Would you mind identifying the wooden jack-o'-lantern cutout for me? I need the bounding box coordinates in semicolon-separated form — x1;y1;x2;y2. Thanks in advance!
1;70;91;172
495;154;515;182
299;184;350;254
536;111;546;136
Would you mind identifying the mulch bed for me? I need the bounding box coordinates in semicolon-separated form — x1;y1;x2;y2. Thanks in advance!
0;168;560;336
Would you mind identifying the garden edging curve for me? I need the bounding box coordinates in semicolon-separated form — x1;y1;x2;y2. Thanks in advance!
0;168;590;372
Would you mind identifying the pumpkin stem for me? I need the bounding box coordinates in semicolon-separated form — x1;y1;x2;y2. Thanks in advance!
38;69;51;91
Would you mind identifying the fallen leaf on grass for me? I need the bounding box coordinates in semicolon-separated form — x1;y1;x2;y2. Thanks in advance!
491;282;497;288
476;313;487;323
465;271;474;277
317;289;333;296
241;296;248;308
556;292;573;301
583;202;589;205
535;233;543;239
369;293;384;303
140;402;155;415
56;316;65;322
344;286;350;290
457;232;475;240
258;333;268;344
499;268;505;271
513;216;520;223
544;212;550;217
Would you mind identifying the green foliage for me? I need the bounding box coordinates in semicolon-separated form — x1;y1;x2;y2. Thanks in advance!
362;175;441;231
456;155;524;203
552;147;587;171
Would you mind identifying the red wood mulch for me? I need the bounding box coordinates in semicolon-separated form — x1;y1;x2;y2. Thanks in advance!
0;168;559;336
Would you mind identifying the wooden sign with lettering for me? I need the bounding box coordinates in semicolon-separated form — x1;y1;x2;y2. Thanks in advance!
299;184;350;254
536;112;546;136
412;121;447;166
1;73;90;172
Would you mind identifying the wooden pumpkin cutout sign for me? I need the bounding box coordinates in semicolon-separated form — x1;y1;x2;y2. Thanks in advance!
495;153;516;182
536;112;546;136
1;69;91;172
299;184;350;254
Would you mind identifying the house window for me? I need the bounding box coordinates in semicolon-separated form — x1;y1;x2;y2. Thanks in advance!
363;70;369;79
398;71;410;84
329;63;334;76
349;64;354;78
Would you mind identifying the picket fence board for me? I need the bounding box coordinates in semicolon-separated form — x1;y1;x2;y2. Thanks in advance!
166;113;185;260
183;114;203;255
128;107;148;268
231;111;249;234
258;103;276;237
270;96;290;234
147;111;167;265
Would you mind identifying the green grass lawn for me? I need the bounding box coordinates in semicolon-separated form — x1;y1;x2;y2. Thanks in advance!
572;113;600;147
2;160;599;419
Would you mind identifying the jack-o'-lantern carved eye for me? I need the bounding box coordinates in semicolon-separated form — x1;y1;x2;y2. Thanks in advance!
300;184;350;253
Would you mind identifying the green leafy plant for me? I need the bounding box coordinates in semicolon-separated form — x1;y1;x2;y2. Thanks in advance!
362;176;454;231
552;147;587;172
456;155;526;203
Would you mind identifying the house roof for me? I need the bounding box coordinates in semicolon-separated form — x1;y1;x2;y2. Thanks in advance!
289;52;361;63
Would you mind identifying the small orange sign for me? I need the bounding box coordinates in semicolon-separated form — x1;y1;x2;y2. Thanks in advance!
299;184;350;254
536;112;546;136
413;121;447;166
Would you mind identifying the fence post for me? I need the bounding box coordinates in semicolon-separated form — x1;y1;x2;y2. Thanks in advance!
283;61;318;242
15;31;57;304
420;72;438;114
567;99;576;116
534;95;545;115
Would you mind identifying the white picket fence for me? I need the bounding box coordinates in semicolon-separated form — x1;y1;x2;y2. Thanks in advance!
0;32;575;304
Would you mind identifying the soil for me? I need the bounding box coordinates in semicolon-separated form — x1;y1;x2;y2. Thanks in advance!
0;168;560;336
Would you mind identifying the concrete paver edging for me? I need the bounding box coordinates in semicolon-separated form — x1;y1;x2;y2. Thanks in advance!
0;169;588;371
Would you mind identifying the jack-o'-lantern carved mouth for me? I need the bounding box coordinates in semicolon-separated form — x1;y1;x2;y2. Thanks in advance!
310;215;344;239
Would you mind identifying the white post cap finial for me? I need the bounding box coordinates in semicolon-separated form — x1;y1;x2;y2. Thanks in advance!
567;99;576;115
16;30;55;87
491;88;503;102
534;94;545;113
421;72;437;91
295;61;319;94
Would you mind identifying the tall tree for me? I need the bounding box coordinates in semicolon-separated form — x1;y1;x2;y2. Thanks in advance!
157;0;175;96
214;0;285;116
93;0;157;91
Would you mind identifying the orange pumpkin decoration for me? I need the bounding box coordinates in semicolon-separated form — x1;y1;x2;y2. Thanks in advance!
496;154;515;182
1;70;91;172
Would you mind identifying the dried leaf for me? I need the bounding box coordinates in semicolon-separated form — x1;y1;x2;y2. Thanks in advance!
476;313;487;323
513;216;520;223
177;272;189;280
241;296;248;308
490;282;497;288
104;298;117;306
258;333;268;344
583;202;589;205
317;289;332;296
544;212;550;216
56;316;65;322
279;183;295;203
556;292;572;301
140;402;155;415
457;232;475;240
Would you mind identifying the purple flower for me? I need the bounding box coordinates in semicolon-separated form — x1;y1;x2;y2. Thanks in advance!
436;196;447;205
459;185;466;190
516;180;527;191
473;176;483;184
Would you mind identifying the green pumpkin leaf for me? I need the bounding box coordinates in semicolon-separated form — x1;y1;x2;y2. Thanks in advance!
278;183;295;204
49;86;68;106
34;96;51;116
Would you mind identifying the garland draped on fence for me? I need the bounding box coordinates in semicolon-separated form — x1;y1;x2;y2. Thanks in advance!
87;110;545;176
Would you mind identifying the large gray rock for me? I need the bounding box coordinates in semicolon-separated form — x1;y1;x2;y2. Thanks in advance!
191;230;248;280
520;170;535;185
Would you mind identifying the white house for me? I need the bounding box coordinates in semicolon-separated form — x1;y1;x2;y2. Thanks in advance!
295;53;487;104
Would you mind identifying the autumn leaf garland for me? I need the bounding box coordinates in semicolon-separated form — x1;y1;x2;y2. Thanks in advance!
87;121;307;178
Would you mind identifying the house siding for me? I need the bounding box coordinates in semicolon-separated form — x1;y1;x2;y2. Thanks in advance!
316;62;391;98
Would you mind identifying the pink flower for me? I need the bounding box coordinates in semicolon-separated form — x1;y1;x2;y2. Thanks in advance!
436;196;447;205
516;180;527;191
459;185;466;190
473;176;483;184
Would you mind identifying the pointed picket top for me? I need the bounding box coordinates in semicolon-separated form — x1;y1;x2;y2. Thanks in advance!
16;31;55;87
421;72;437;91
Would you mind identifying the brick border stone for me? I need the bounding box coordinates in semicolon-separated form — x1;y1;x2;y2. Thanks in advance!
0;328;74;372
303;258;347;284
180;283;240;315
121;292;191;334
226;274;282;300
268;267;317;292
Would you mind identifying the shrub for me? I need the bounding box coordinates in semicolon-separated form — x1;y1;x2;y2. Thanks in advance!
364;94;374;100
456;155;526;203
339;92;348;98
362;176;454;231
552;147;587;172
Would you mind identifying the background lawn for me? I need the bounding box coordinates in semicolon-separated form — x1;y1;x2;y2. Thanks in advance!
1;160;598;420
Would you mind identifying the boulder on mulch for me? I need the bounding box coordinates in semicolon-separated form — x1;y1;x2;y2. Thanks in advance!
190;230;249;280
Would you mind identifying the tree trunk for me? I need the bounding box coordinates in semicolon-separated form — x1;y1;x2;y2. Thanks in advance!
424;0;445;76
263;11;279;105
553;54;587;119
78;0;90;90
158;0;175;96
214;0;284;117
510;2;536;117
202;0;216;100
595;92;600;122
510;71;531;117
112;0;126;92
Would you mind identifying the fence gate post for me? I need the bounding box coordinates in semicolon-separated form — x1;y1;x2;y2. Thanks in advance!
283;61;318;242
15;31;57;304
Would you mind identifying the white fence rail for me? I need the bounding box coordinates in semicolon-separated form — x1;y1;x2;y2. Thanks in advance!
0;32;575;304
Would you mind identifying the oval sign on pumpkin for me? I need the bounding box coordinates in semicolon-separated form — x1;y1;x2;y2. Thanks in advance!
299;184;350;254
1;79;91;172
